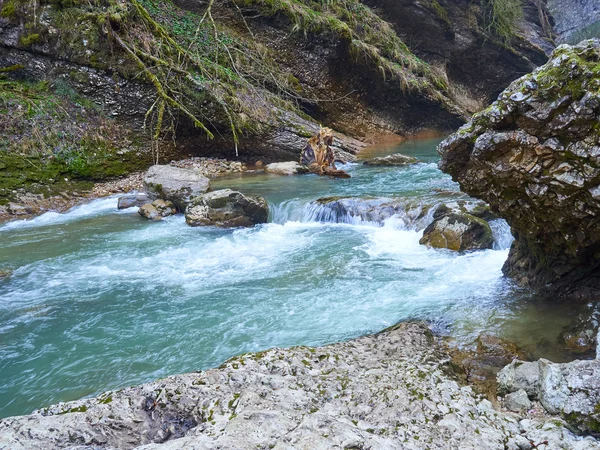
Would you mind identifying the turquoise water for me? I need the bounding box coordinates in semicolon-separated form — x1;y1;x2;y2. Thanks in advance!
0;138;578;418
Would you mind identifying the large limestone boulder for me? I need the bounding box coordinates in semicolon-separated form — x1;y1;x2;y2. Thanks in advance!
498;358;600;435
185;189;268;227
363;153;418;166
438;39;600;295
419;210;493;251
144;165;210;212
264;161;309;175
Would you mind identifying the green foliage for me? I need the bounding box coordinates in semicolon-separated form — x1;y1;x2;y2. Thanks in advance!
19;33;41;46
483;0;523;43
238;0;447;93
0;0;18;18
0;79;149;202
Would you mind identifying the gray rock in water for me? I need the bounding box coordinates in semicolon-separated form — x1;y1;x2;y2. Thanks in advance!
117;194;149;209
185;189;268;228
419;212;493;251
363;153;418;166
144;165;210;212
264;161;309;175
505;389;531;412
0;269;11;279
138;200;177;221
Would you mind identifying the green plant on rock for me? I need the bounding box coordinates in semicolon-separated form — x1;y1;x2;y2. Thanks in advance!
483;0;523;43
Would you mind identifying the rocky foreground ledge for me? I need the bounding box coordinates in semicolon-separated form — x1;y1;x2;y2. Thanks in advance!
0;323;598;450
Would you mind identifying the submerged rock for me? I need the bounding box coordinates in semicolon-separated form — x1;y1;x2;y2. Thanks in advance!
185;189;268;228
419;211;493;251
447;334;529;401
362;153;418;166
559;302;600;357
498;358;600;435
1;322;597;449
138;200;177;221
264;161;309;175
0;269;11;279
117;194;149;210
438;39;600;295
144;165;210;212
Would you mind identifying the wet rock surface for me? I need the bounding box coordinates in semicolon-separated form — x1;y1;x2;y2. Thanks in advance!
1;322;598;450
559;302;600;357
185;189;268;228
419;210;494;252
362;153;418;166
138;200;178;221
438;39;600;296
118;194;150;210
143;165;210;213
447;334;529;402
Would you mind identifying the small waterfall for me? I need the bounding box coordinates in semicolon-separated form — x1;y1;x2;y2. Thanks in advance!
490;219;514;250
269;197;441;231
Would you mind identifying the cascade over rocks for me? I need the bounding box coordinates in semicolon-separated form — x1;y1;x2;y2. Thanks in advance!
185;189;268;228
144;165;210;213
438;39;600;296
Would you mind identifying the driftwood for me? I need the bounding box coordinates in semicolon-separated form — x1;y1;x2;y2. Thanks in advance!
300;127;350;178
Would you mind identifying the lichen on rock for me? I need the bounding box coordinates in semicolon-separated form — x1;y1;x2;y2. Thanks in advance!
1;322;598;449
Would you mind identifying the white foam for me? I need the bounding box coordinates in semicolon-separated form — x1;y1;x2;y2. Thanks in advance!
0;196;126;232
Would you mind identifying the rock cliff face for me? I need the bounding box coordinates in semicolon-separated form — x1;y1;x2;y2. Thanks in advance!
365;0;552;111
438;39;600;297
1;322;598;449
547;0;600;44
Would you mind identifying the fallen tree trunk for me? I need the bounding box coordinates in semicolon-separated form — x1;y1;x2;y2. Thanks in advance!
300;127;350;178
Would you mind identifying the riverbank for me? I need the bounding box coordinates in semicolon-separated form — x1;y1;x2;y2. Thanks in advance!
0;322;597;449
0;158;247;224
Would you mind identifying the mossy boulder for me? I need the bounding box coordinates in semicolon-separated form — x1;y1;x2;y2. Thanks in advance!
420;211;493;251
138;199;177;221
438;39;600;296
185;189;268;228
